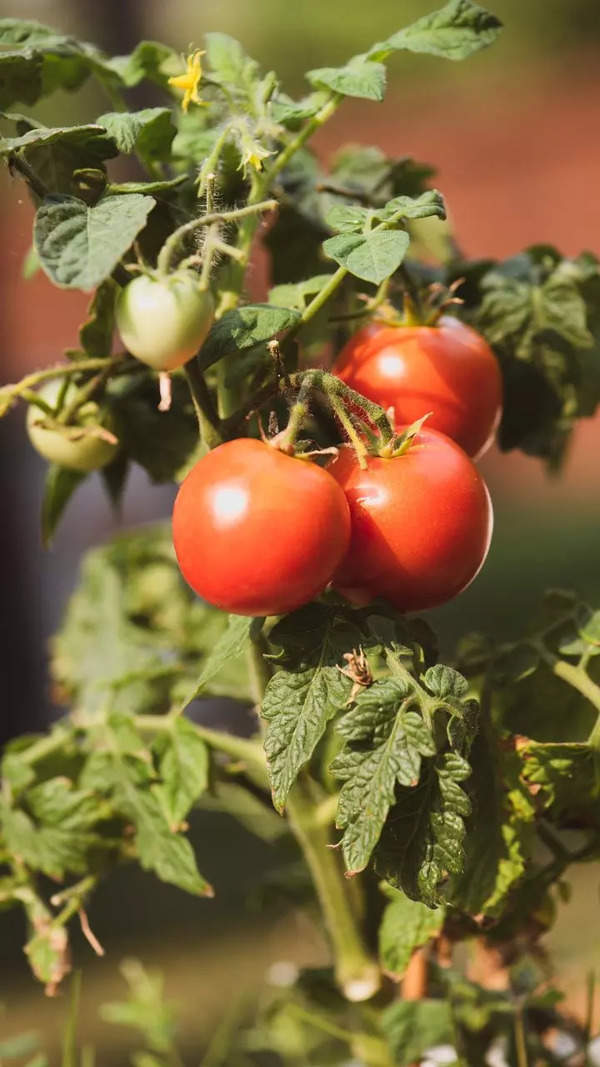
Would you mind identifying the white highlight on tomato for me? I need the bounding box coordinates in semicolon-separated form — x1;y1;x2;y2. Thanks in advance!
210;484;249;525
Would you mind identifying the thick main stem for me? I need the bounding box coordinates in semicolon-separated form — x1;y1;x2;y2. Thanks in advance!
286;779;381;1002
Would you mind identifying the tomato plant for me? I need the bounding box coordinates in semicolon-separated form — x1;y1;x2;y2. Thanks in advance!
173;438;351;615
1;2;600;1064
327;426;492;611
333;316;502;457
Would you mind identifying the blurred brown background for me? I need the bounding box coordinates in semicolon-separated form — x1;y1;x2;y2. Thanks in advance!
1;0;599;1058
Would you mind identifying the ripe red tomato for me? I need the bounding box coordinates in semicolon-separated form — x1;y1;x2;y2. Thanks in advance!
333;316;502;458
172;438;351;616
327;428;492;612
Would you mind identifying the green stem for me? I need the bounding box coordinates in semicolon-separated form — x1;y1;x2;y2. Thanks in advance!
537;649;600;748
295;266;348;333
2;358;126;406
265;93;341;182
135;714;266;771
328;391;368;468
182;361;222;449
286;777;381;1002
514;1004;529;1067
9;152;48;199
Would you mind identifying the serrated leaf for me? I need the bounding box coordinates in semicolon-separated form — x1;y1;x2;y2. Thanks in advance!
97;108;175;161
124;787;212;896
332;678;436;875
34;193;155;291
152;717;209;828
323;229;409;285
198;305;301;371
375;749;473;905
41;464;86;547
307;60;386;102
379;886;445;977
183;615;253;704
0;804;98;880
381;999;453;1066
262;609;356;811
370;0;502;63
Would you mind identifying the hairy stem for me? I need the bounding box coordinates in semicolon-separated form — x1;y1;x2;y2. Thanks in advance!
156;200;278;275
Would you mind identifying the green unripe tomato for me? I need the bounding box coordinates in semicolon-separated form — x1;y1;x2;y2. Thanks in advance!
115;271;215;371
26;379;119;473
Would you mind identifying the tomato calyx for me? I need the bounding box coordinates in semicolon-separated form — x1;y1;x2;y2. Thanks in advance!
376;413;432;459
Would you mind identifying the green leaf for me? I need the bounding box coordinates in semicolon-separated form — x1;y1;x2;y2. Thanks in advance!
51;527;253;719
0;52;42;110
0;20;104;107
377;189;447;222
448;723;536;915
307;60;386;102
268;274;336;311
325;203;371;234
41;464;86;547
369;0;502;63
104;41;178;88
323;230;409;284
271;90;328;127
382;999;453;1066
262;606;357;811
205;32;260;89
0;122;110;157
152;717;209;829
375;748;474;905
331;678;436;875
25;921;69;994
520;741;600;820
78;278;117;358
35;193;154;291
0;804;98;880
97;108;175;161
183;614;253;704
121;785;212;896
379;885;445;977
198;304;301;371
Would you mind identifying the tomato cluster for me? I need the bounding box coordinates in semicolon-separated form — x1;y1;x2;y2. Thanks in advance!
173;315;496;618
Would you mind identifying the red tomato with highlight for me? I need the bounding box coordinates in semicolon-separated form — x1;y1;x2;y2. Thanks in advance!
172;438;351;617
327;428;493;612
333;316;502;458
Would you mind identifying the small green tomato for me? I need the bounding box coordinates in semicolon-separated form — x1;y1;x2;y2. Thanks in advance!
26;379;118;473
115;271;215;371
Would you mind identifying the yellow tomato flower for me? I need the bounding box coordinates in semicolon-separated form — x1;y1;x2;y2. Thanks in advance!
240;142;273;173
168;50;207;112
